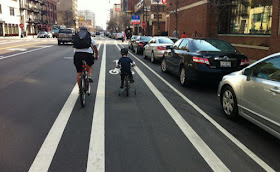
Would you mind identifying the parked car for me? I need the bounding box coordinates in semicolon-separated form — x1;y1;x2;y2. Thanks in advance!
218;53;280;139
161;38;250;86
57;28;75;45
90;32;96;37
143;37;174;63
115;33;123;40
168;37;178;43
132;36;152;54
112;33;117;39
128;35;138;50
37;31;52;38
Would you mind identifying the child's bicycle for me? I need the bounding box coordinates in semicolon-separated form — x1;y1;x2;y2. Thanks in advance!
80;60;91;107
119;73;136;96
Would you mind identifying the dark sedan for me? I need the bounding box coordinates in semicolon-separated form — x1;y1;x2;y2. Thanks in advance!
161;38;250;86
132;36;152;54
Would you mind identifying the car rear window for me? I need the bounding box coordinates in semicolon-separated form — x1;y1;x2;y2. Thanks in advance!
140;36;152;41
158;38;173;44
59;29;72;33
193;39;237;52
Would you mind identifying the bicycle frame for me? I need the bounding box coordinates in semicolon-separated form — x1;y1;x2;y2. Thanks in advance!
80;60;90;107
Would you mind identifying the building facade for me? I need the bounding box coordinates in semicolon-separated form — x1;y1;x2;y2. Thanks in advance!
18;0;57;36
132;0;167;36
57;0;77;29
166;0;279;60
0;0;20;36
78;10;95;31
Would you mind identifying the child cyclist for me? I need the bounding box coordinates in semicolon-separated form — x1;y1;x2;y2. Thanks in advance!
117;48;135;88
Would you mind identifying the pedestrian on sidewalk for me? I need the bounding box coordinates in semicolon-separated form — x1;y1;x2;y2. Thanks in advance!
181;32;187;38
172;28;180;38
192;31;199;38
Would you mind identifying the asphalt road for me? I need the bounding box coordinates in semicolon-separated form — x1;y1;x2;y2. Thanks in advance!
0;36;279;172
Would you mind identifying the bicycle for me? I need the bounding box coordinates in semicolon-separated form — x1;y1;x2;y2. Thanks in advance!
80;60;91;107
119;73;136;97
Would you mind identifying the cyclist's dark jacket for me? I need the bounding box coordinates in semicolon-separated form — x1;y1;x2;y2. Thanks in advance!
118;56;133;74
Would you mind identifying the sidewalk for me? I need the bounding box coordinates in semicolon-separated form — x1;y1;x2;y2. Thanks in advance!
0;36;37;39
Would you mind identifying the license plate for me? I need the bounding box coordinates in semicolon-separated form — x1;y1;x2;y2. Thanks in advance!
220;61;231;67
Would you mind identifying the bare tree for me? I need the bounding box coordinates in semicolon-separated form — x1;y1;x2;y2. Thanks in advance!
58;10;74;28
107;17;118;32
120;12;130;31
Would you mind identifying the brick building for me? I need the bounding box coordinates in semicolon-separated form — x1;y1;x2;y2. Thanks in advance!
166;0;280;60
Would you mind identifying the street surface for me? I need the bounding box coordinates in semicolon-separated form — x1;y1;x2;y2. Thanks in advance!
0;36;279;172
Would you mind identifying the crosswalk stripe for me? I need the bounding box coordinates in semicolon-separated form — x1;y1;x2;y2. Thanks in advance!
86;41;107;172
118;44;275;172
115;43;230;171
28;43;102;172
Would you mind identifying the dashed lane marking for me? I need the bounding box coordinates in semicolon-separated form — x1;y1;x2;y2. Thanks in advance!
115;43;230;172
119;44;275;172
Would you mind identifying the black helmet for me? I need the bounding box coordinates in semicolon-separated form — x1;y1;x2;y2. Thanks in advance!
121;48;128;55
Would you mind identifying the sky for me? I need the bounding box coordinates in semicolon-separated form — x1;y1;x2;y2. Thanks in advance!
77;0;120;29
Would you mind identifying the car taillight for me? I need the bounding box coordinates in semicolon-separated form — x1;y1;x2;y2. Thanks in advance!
193;56;210;65
240;59;250;66
157;46;166;50
139;42;144;47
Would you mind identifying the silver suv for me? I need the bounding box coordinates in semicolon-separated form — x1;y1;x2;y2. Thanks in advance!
218;53;280;139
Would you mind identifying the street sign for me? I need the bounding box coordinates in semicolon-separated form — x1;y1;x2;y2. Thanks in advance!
162;0;167;4
131;15;140;25
19;23;24;28
141;21;146;28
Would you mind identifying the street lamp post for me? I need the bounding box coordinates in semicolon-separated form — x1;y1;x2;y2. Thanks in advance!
170;0;179;37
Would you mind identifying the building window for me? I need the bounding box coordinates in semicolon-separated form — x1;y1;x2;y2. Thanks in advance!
218;0;272;35
10;7;15;16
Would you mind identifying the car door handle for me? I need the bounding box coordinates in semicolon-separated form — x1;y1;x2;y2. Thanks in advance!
270;87;280;94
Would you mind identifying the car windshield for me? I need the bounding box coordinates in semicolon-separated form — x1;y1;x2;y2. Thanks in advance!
158;38;174;44
59;29;72;33
193;39;237;52
140;36;152;41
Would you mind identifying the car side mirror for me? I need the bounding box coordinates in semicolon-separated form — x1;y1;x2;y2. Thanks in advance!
244;68;253;80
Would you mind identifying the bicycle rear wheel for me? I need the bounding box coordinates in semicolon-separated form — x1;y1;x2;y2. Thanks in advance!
125;79;129;96
80;76;86;107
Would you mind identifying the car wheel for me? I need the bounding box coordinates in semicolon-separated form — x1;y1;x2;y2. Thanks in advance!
161;58;167;72
221;86;238;118
151;52;156;63
180;66;188;86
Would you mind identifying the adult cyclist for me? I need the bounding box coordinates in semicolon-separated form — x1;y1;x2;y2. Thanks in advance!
73;27;98;89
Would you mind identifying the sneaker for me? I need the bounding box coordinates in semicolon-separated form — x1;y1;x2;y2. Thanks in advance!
88;76;93;83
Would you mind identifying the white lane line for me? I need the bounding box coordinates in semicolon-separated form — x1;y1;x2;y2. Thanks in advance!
115;44;230;172
28;84;79;172
0;46;53;60
86;42;106;172
28;43;102;172
119;44;275;172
